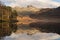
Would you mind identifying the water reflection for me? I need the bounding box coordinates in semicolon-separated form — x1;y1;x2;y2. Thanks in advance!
0;22;11;37
3;32;60;40
0;22;17;38
1;16;60;40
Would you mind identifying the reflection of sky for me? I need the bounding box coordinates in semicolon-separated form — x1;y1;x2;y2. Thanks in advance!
3;33;60;40
0;0;60;8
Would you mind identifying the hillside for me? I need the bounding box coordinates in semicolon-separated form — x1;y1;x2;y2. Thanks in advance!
0;2;18;38
13;5;40;12
29;7;60;22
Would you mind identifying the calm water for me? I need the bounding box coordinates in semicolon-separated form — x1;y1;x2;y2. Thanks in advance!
1;22;60;40
1;16;60;40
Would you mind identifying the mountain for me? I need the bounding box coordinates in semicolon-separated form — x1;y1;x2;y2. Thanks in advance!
13;5;40;12
29;7;60;22
12;5;40;17
30;7;60;18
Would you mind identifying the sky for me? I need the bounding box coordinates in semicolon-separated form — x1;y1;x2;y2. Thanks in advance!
0;0;60;8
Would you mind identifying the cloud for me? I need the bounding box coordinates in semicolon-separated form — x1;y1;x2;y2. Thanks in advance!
0;0;60;8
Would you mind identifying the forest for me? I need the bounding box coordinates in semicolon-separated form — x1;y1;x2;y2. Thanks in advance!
0;1;18;38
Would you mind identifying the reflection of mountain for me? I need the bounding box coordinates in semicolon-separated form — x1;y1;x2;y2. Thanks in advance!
29;22;60;34
17;16;40;24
